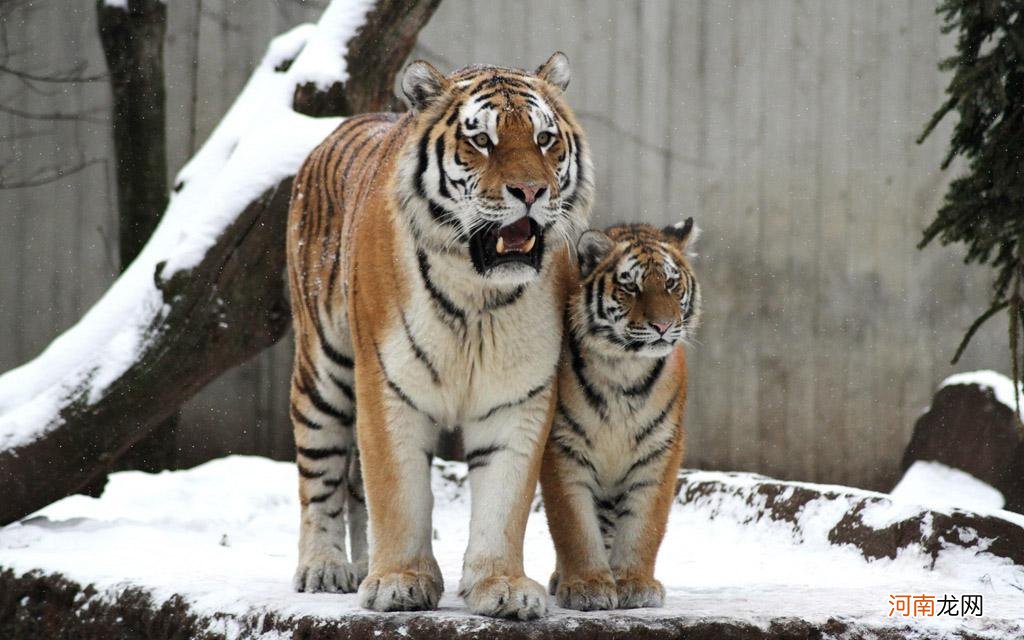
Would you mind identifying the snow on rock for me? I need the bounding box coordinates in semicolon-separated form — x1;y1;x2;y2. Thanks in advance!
892;460;1006;512
2;457;1023;639
0;2;370;449
942;370;1024;414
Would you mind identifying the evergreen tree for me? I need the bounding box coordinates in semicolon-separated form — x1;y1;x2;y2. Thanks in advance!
919;0;1024;423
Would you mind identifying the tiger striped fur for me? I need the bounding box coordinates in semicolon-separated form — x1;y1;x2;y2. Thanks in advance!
285;53;592;619
541;221;701;611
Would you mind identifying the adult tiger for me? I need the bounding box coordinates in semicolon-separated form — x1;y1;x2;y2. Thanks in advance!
285;53;592;620
541;221;701;611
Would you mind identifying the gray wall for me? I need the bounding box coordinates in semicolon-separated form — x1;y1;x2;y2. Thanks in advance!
0;0;1005;490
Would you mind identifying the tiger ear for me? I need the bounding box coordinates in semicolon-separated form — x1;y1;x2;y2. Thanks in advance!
536;51;571;91
401;60;447;111
577;230;614;278
662;217;700;256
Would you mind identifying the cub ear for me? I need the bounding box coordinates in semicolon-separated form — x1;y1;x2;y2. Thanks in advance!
536;51;571;91
662;217;700;255
576;230;614;278
401;60;447;111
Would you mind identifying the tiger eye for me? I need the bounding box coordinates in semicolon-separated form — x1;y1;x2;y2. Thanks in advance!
537;131;553;146
472;133;491;148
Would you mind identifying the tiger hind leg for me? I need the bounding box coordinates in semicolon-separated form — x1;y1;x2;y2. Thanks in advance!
291;321;365;593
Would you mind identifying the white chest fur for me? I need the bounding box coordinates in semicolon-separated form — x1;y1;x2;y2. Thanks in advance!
378;248;563;428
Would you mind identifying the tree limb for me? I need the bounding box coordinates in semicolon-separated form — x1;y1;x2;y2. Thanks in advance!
0;0;441;525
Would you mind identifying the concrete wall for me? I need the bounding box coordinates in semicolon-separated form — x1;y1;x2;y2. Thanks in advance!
0;0;1004;490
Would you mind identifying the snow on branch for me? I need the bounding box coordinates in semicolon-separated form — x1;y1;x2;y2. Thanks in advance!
0;0;440;525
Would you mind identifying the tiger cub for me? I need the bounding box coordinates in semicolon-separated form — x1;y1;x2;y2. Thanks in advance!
541;220;701;611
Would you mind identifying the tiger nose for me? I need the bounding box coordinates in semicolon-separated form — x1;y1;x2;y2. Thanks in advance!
650;321;673;335
506;183;546;205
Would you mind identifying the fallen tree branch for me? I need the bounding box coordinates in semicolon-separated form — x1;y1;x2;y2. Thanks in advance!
0;0;440;525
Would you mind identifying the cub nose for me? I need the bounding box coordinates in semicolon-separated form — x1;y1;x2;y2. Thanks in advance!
506;183;546;205
650;321;673;335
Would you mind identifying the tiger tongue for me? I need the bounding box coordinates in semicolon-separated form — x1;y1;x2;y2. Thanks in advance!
496;217;533;251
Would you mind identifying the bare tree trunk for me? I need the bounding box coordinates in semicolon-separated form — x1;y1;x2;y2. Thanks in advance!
0;0;441;526
96;0;177;474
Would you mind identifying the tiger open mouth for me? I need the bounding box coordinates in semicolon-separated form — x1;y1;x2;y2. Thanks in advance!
469;217;545;274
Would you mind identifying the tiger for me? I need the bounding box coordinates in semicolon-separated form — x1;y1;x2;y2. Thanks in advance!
284;52;593;620
540;220;701;611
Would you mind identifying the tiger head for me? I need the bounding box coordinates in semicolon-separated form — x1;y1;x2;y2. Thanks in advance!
396;53;593;287
571;220;701;358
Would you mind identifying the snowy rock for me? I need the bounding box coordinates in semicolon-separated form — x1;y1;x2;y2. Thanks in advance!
902;371;1024;513
1;457;1022;639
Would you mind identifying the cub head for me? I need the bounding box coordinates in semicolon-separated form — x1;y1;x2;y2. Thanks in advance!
396;53;593;286
572;220;701;358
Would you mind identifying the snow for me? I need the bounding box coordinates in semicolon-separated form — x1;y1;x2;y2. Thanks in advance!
892;460;1006;512
284;0;377;89
0;1;377;449
942;369;1024;413
2;457;1022;638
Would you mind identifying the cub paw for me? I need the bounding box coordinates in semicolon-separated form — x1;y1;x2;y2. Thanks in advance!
293;558;366;593
461;575;547;620
554;573;618;611
615;576;665;609
358;567;443;612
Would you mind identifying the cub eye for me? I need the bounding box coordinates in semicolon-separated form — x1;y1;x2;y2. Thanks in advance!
619;278;639;295
471;133;491;148
666;277;679;290
536;131;553;147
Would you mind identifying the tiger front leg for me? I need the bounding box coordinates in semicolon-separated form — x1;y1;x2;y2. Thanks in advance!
607;426;685;609
457;387;554;620
355;374;443;612
539;432;617;611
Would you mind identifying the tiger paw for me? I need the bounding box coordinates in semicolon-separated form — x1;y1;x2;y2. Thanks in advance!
554;573;618;611
461;575;547;620
615;576;665;608
358;565;443;612
293;557;366;593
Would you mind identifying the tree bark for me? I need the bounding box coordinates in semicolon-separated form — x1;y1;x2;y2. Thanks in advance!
0;0;441;526
96;0;178;474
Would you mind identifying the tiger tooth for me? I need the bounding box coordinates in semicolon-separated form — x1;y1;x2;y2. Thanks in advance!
496;236;506;254
523;235;536;253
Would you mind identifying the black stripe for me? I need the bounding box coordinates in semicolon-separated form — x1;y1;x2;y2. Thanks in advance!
417;250;467;326
564;131;585;210
567;330;607;417
484;285;525;311
555;404;593;449
623;359;665;398
632;397;676;448
312;318;354;369
322;476;345;488
326;506;344;518
308;487;339;503
618;438;674;485
291;406;326;431
435;134;450;199
474;380;549;422
298;464;325;479
373;344;424;415
552;435;597;474
328;372;355;403
297;446;348;460
299;381;354;426
347;483;365;505
401;311;440;384
465;444;506;471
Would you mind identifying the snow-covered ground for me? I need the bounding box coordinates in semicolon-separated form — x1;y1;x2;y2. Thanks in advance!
1;456;1022;639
